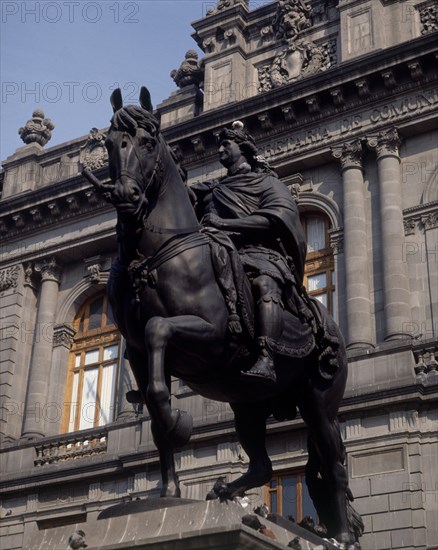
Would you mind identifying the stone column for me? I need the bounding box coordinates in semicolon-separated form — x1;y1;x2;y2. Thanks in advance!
116;338;138;421
332;140;374;349
45;324;76;437
368;128;412;340
22;258;62;439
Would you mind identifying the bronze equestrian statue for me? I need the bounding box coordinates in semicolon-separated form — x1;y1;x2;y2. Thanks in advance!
83;87;363;547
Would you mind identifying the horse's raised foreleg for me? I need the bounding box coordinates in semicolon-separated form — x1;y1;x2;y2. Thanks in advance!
124;345;181;498
144;315;218;447
208;403;272;500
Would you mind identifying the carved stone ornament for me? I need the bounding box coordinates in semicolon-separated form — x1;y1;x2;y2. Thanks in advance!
257;0;337;92
418;4;438;34
421;212;438;231
18;109;55;146
367;128;401;158
206;0;248;16
53;324;76;349
329;231;344;255
171;50;204;89
0;266;19;292
331;140;363;170
403;218;417;236
84;255;105;282
34;258;62;283
80;128;108;171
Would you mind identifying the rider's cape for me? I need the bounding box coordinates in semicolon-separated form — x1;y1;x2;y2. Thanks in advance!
191;172;307;285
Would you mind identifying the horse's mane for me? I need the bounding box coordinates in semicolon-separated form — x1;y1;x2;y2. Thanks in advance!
110;105;188;184
110;105;160;136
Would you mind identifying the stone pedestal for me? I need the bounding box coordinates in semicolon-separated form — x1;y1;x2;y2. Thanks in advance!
23;499;338;550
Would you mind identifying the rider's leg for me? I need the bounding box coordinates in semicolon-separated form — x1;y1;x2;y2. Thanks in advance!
243;275;284;382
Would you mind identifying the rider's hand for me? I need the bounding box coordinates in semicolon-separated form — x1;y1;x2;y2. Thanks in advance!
202;213;224;229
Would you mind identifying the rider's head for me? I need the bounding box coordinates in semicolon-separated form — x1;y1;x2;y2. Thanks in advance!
218;121;258;169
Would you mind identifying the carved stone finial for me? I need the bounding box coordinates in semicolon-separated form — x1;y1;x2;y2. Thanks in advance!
18;109;55;146
170;50;204;89
206;0;248;16
80;128;108;171
68;530;87;550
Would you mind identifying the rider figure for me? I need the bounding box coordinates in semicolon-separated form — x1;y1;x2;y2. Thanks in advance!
192;122;308;383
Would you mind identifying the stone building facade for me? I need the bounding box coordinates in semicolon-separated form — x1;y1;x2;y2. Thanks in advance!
0;1;437;548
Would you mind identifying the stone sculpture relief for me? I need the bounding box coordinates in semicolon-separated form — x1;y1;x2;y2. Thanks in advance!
418;4;438;34
80;128;108;171
170;50;204;89
18;109;55;146
258;0;335;91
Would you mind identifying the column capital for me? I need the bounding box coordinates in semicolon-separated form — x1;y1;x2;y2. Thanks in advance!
331;139;363;171
367;127;401;159
35;257;62;283
328;228;344;255
53;323;76;349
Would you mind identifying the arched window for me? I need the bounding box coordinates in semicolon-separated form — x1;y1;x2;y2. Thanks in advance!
62;292;121;433
301;214;336;319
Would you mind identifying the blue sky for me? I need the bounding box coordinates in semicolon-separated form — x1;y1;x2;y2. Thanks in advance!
1;0;272;162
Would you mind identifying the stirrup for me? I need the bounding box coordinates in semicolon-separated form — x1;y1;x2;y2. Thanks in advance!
242;338;277;383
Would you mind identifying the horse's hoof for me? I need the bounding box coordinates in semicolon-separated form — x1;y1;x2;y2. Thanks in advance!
160;487;181;498
167;409;193;448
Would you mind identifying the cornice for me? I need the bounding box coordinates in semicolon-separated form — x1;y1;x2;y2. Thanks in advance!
0;168;112;242
161;34;437;169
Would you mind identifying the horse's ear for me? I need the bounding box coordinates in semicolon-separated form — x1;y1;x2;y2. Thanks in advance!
139;86;153;112
110;88;123;113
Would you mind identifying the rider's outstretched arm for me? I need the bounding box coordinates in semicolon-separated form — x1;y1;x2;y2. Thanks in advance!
202;213;271;234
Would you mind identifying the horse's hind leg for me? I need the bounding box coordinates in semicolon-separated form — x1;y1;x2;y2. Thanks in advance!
210;402;272;499
300;394;352;545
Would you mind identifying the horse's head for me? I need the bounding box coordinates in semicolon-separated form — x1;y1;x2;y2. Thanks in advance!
104;87;162;224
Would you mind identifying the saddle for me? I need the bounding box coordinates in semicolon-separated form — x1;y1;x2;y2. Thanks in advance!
206;229;341;379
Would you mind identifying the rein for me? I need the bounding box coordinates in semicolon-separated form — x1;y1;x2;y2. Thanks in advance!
128;232;210;299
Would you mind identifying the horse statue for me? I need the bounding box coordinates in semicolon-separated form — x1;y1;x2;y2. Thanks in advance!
83;87;363;547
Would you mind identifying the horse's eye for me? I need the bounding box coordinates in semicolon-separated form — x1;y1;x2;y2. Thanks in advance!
141;138;154;151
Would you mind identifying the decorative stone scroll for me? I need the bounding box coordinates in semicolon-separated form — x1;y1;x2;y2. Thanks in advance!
80;128;108;171
331;139;363;171
19;109;55;146
258;0;336;92
367;127;401;158
0;266;19;292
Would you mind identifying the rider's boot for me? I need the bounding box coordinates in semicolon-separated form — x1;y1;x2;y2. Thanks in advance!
242;292;283;383
244;336;277;382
